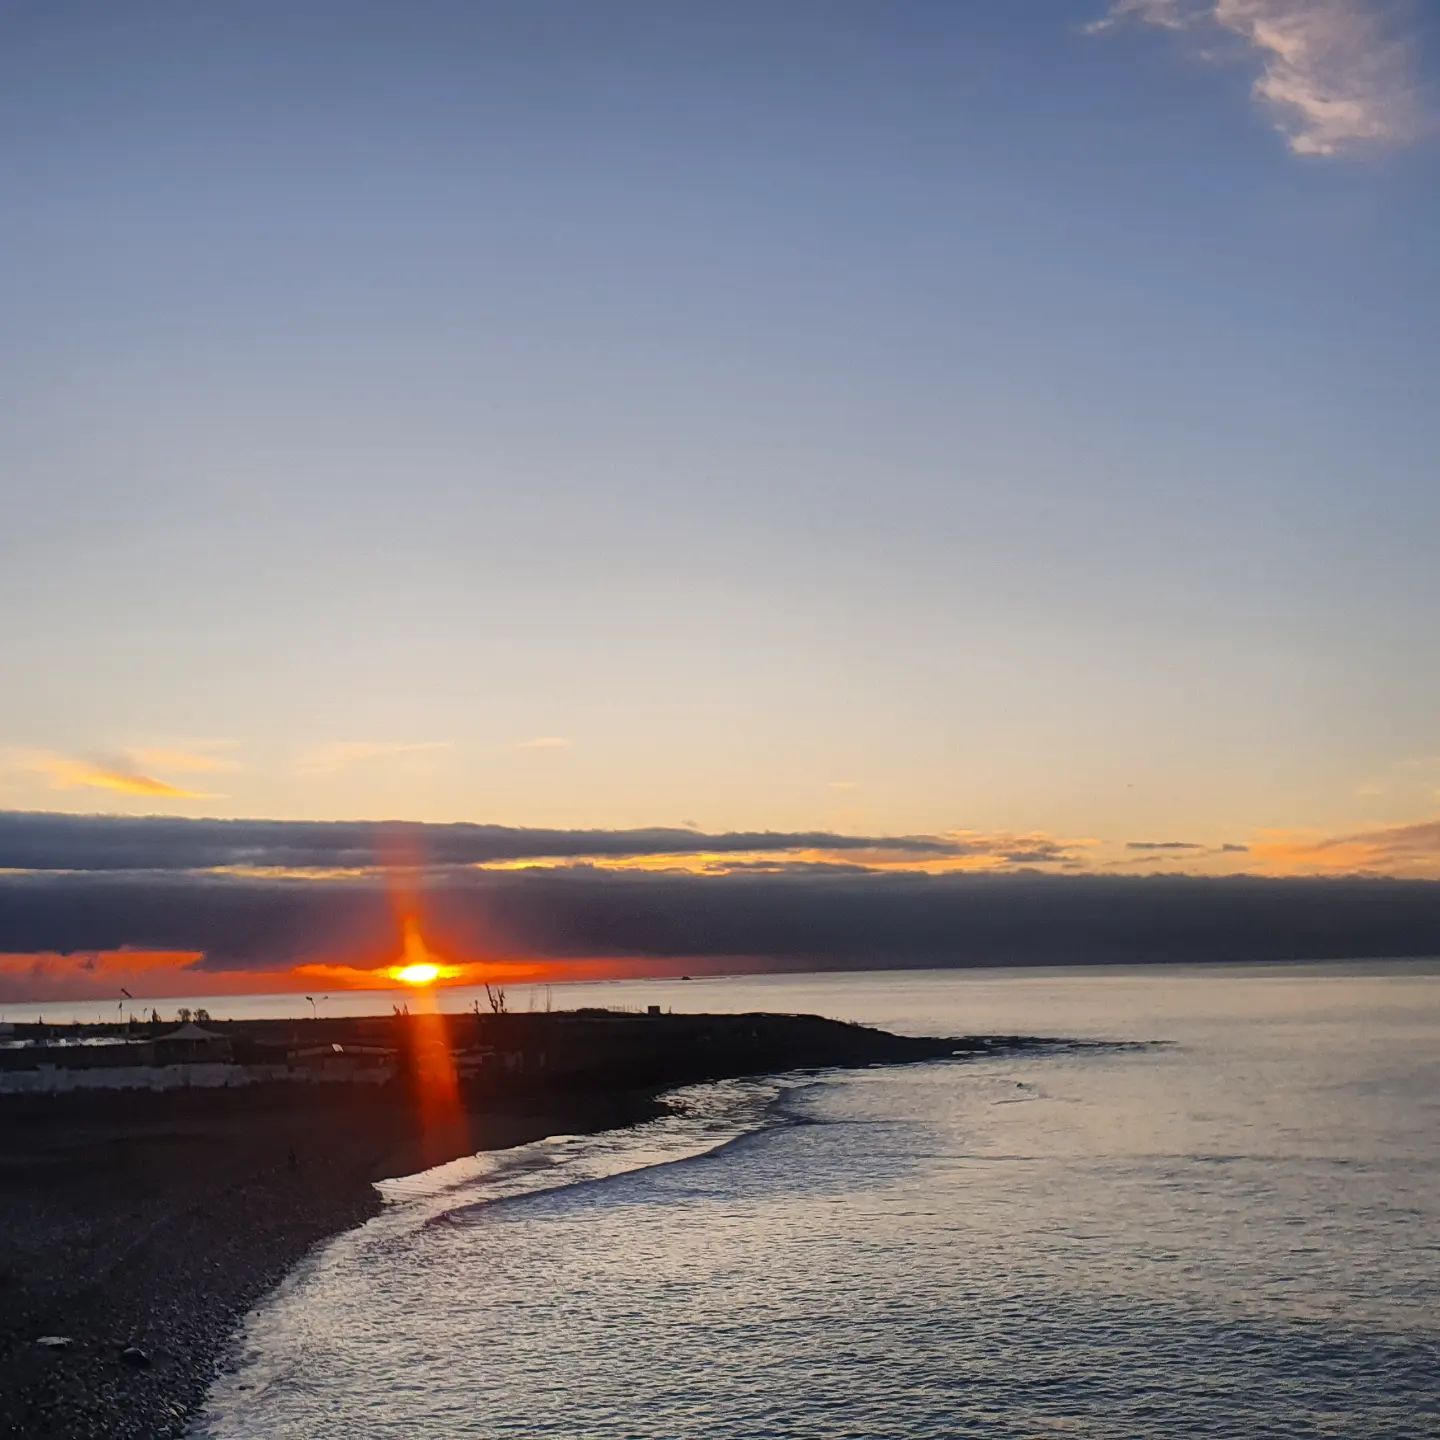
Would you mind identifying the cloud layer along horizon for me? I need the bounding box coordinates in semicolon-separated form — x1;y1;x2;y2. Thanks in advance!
2;811;1439;1001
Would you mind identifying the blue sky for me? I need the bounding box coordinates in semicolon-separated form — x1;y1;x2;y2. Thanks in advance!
3;0;1438;873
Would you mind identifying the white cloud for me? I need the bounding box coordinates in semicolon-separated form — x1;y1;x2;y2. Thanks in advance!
1090;0;1426;155
1086;0;1191;33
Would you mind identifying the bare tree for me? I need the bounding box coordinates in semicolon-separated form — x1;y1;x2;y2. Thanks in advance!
177;1007;192;1023
483;983;508;1015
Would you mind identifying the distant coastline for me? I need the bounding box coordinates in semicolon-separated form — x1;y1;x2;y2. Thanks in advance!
0;1010;1060;1440
7;954;1439;1029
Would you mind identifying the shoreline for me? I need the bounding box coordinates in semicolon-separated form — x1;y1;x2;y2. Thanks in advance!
0;1013;1056;1439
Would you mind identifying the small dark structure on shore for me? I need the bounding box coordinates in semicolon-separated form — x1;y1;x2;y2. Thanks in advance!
153;1023;233;1066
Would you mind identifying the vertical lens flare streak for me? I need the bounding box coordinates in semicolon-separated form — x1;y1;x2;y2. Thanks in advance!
389;914;464;1158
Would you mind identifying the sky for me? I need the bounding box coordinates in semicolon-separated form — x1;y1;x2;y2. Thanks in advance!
2;2;1439;1000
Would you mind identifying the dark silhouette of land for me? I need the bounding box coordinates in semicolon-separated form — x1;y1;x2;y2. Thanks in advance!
0;1009;1062;1440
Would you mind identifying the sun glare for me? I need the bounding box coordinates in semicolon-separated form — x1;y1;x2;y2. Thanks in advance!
387;914;447;987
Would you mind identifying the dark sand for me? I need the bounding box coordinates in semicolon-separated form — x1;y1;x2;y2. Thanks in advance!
0;1085;666;1440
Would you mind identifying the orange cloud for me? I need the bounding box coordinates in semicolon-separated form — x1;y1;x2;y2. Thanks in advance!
476;830;1095;876
21;751;212;799
1250;818;1440;877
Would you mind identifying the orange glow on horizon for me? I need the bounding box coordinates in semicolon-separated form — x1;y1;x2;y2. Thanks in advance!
291;953;691;994
0;948;705;1007
0;950;285;1005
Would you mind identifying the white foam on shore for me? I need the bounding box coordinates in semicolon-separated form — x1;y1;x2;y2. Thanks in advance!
192;1074;813;1435
374;1074;807;1221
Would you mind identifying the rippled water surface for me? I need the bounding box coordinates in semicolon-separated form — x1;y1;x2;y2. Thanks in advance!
194;963;1440;1438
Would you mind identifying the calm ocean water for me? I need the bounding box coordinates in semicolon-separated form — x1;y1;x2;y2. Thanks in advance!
192;963;1440;1439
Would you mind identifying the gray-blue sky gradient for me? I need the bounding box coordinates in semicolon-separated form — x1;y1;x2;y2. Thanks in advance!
3;1;1439;871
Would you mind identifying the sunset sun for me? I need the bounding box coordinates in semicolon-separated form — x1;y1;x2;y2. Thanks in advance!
392;961;440;987
387;915;451;988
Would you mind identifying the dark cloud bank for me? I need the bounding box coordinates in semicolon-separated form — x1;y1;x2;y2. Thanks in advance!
1126;841;1249;854
0;811;1013;872
1;811;1438;971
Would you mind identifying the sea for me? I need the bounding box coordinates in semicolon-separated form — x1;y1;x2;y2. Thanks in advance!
189;962;1440;1439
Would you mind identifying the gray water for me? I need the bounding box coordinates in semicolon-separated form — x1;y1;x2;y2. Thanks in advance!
194;962;1440;1438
